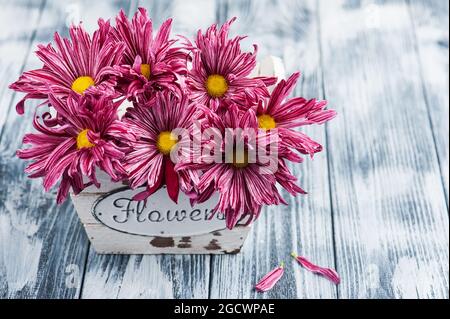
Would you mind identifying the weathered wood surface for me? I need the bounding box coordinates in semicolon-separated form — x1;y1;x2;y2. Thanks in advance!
0;0;132;299
0;0;43;137
409;0;449;205
320;0;449;298
0;0;448;299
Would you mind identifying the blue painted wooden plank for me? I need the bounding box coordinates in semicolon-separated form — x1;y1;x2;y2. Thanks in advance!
208;0;337;299
319;0;449;298
0;0;132;299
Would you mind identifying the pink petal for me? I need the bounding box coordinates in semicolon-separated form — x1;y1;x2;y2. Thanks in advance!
164;157;179;203
132;168;163;201
291;253;340;284
133;189;153;202
56;173;72;204
255;263;285;292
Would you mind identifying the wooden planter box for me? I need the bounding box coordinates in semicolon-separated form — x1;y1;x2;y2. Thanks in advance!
71;56;284;255
71;171;251;254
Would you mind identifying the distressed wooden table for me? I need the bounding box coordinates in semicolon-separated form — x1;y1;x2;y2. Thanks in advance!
0;0;448;299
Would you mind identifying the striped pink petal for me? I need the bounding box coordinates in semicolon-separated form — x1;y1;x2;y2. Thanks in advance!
255;262;285;292
121;91;197;202
291;252;340;284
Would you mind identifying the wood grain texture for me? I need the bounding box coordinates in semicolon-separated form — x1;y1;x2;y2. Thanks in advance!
0;0;88;299
0;0;131;299
209;0;337;299
0;0;448;299
0;0;43;135
408;0;449;205
79;0;218;299
319;0;449;298
81;251;210;299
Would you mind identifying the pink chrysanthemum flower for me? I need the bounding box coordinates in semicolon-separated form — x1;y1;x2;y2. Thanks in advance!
9;20;125;114
17;93;129;203
113;8;187;101
176;105;286;229
256;72;337;157
186;18;276;112
120;92;198;203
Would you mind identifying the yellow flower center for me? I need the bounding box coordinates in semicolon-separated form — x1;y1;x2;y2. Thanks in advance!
157;131;178;155
76;129;95;149
233;149;249;169
205;74;228;98
71;76;95;94
140;63;151;80
257;114;277;130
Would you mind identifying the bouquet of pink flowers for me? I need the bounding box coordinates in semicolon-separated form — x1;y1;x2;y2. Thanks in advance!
10;8;336;229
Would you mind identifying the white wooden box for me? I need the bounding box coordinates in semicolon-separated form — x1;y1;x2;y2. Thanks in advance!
71;171;251;254
70;56;284;255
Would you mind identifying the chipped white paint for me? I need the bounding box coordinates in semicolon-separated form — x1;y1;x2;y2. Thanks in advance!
81;252;210;298
0;214;42;293
392;257;446;299
83;223;250;254
116;256;174;298
82;255;174;298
